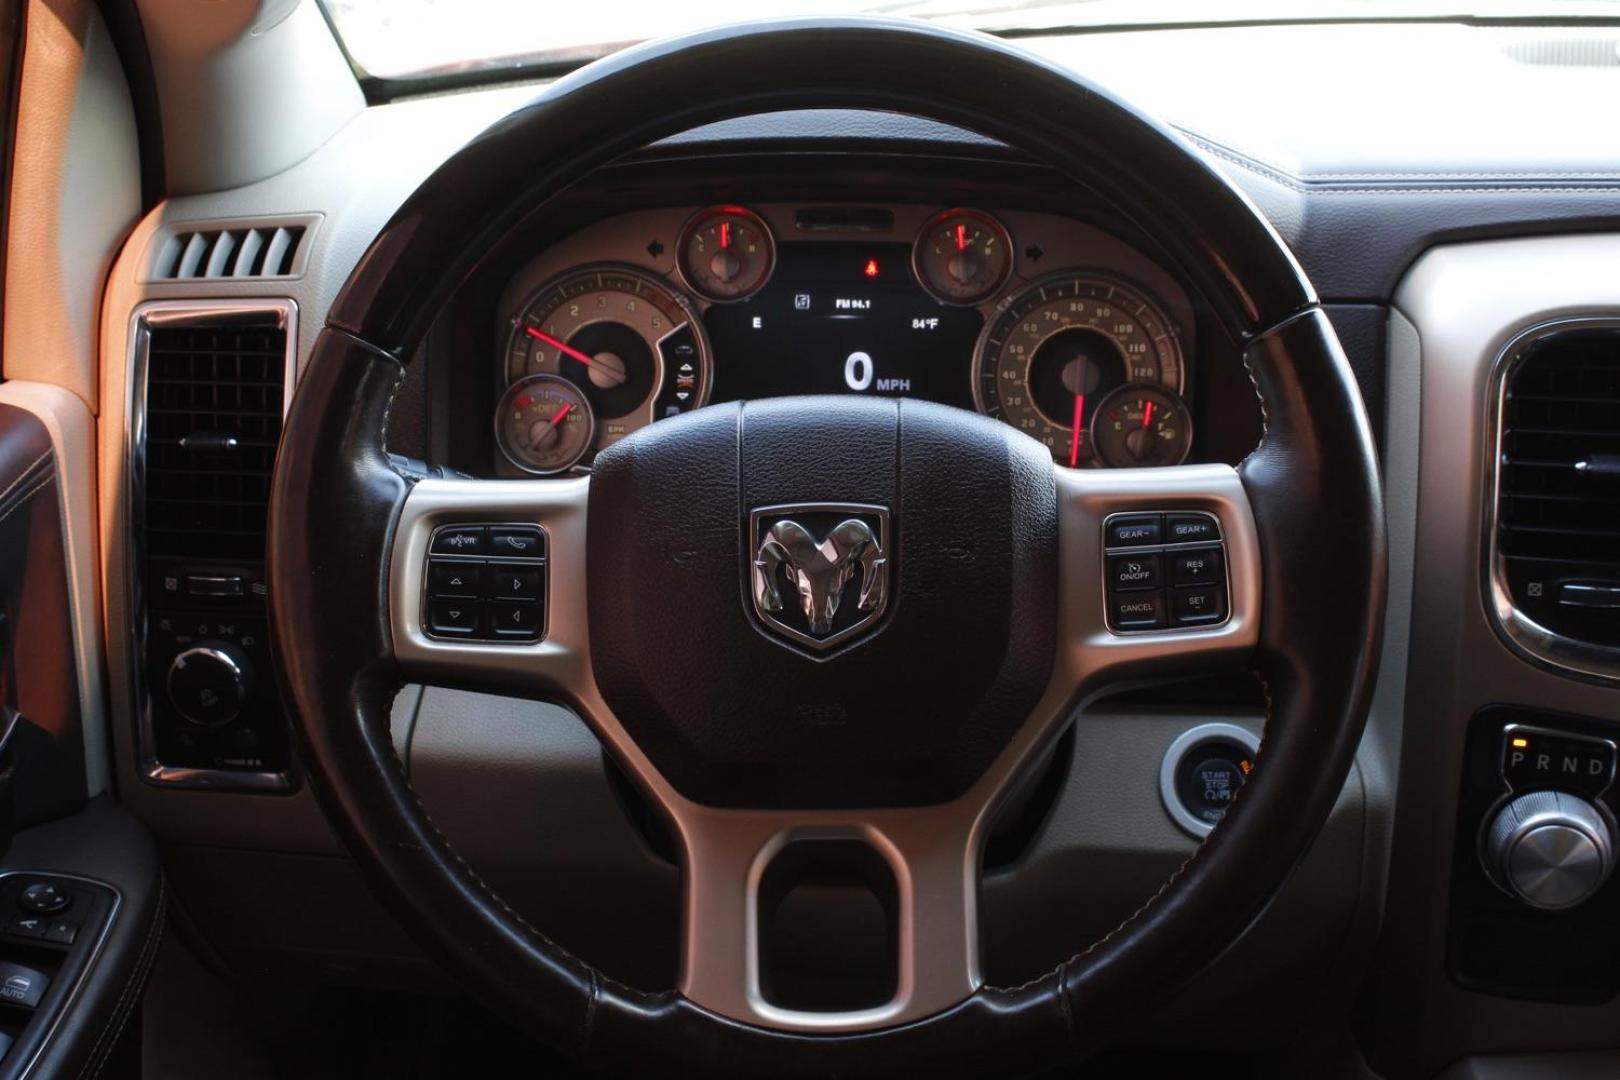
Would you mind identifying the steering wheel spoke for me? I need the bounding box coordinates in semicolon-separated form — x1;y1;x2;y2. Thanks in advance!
674;804;980;1032
388;475;593;701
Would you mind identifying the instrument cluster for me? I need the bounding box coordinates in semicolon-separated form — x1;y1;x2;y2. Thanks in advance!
494;203;1196;475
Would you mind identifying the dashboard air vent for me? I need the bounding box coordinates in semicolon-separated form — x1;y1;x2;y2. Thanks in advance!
140;313;289;561
1492;325;1620;661
145;217;316;281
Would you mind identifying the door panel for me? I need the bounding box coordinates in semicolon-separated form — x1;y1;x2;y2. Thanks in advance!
0;400;87;825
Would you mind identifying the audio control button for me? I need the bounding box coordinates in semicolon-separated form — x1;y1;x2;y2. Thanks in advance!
489;563;543;601
431;525;487;556
429;560;482;599
489;601;543;639
489;526;545;559
428;601;481;637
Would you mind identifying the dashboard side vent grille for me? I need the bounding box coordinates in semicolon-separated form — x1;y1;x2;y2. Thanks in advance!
145;217;316;281
1495;327;1620;653
1502;38;1620;68
140;315;288;561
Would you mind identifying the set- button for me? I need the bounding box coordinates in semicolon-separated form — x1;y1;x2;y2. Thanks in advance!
425;523;546;643
1103;512;1229;632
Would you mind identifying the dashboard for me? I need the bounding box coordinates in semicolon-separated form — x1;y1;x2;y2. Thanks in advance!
487;202;1202;476
81;15;1620;1079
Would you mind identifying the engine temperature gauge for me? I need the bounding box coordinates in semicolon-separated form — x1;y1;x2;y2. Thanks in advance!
677;205;776;302
912;208;1013;305
495;374;596;475
1090;385;1193;469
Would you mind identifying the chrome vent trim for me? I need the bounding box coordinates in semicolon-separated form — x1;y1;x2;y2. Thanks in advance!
1486;317;1620;685
125;299;298;792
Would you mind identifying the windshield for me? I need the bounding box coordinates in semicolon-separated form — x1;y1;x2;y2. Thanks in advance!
322;0;1620;82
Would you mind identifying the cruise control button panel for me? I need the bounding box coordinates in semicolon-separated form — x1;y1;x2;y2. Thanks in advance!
1102;511;1229;634
424;523;547;643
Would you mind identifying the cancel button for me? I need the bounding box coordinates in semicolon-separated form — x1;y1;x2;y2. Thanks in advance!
1109;591;1166;629
1107;553;1162;592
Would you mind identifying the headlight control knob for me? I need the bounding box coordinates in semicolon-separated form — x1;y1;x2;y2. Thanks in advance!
1483;790;1615;910
167;641;253;727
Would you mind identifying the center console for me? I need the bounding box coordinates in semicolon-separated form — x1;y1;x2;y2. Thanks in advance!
1450;706;1620;1003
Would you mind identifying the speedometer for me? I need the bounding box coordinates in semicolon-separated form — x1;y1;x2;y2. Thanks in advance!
971;274;1184;468
503;266;711;466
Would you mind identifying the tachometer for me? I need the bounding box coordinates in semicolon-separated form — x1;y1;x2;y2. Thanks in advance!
504;266;711;465
971;274;1184;467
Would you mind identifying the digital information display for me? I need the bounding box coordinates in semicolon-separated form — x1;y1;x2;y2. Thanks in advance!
703;242;984;409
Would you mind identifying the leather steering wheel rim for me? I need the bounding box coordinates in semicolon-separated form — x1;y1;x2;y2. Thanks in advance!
267;18;1385;1077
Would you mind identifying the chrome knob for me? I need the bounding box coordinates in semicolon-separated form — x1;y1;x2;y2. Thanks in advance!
1484;790;1615;910
166;642;252;727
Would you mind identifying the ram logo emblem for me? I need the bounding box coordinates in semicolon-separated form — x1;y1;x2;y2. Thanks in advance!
748;504;890;652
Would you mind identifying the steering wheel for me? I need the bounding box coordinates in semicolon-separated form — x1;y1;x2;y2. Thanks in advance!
267;18;1383;1077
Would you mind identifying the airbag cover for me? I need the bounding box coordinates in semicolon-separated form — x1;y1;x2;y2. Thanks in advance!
587;396;1056;808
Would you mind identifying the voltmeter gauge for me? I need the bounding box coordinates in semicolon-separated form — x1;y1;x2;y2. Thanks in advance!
1090;385;1193;469
494;374;596;475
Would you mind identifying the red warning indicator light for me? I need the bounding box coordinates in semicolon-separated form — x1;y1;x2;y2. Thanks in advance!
863;258;880;279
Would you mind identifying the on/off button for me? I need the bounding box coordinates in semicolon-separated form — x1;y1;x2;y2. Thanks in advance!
1107;553;1161;591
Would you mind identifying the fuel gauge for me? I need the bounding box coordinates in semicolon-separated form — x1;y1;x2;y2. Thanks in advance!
495;374;596;475
1090;385;1193;469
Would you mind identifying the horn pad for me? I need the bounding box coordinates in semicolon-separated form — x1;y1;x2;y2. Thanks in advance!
587;396;1057;808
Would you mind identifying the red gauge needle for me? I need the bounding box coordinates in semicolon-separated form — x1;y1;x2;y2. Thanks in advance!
1142;400;1155;430
720;220;732;249
955;223;967;251
548;402;575;429
524;325;592;367
1068;392;1086;469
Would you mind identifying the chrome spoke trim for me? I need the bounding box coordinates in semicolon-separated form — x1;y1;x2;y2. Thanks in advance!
387;463;1259;1033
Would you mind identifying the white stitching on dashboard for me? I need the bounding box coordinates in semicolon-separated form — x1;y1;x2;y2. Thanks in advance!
1181;130;1620;195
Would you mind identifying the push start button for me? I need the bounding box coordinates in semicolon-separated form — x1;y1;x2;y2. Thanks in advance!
1159;722;1261;838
